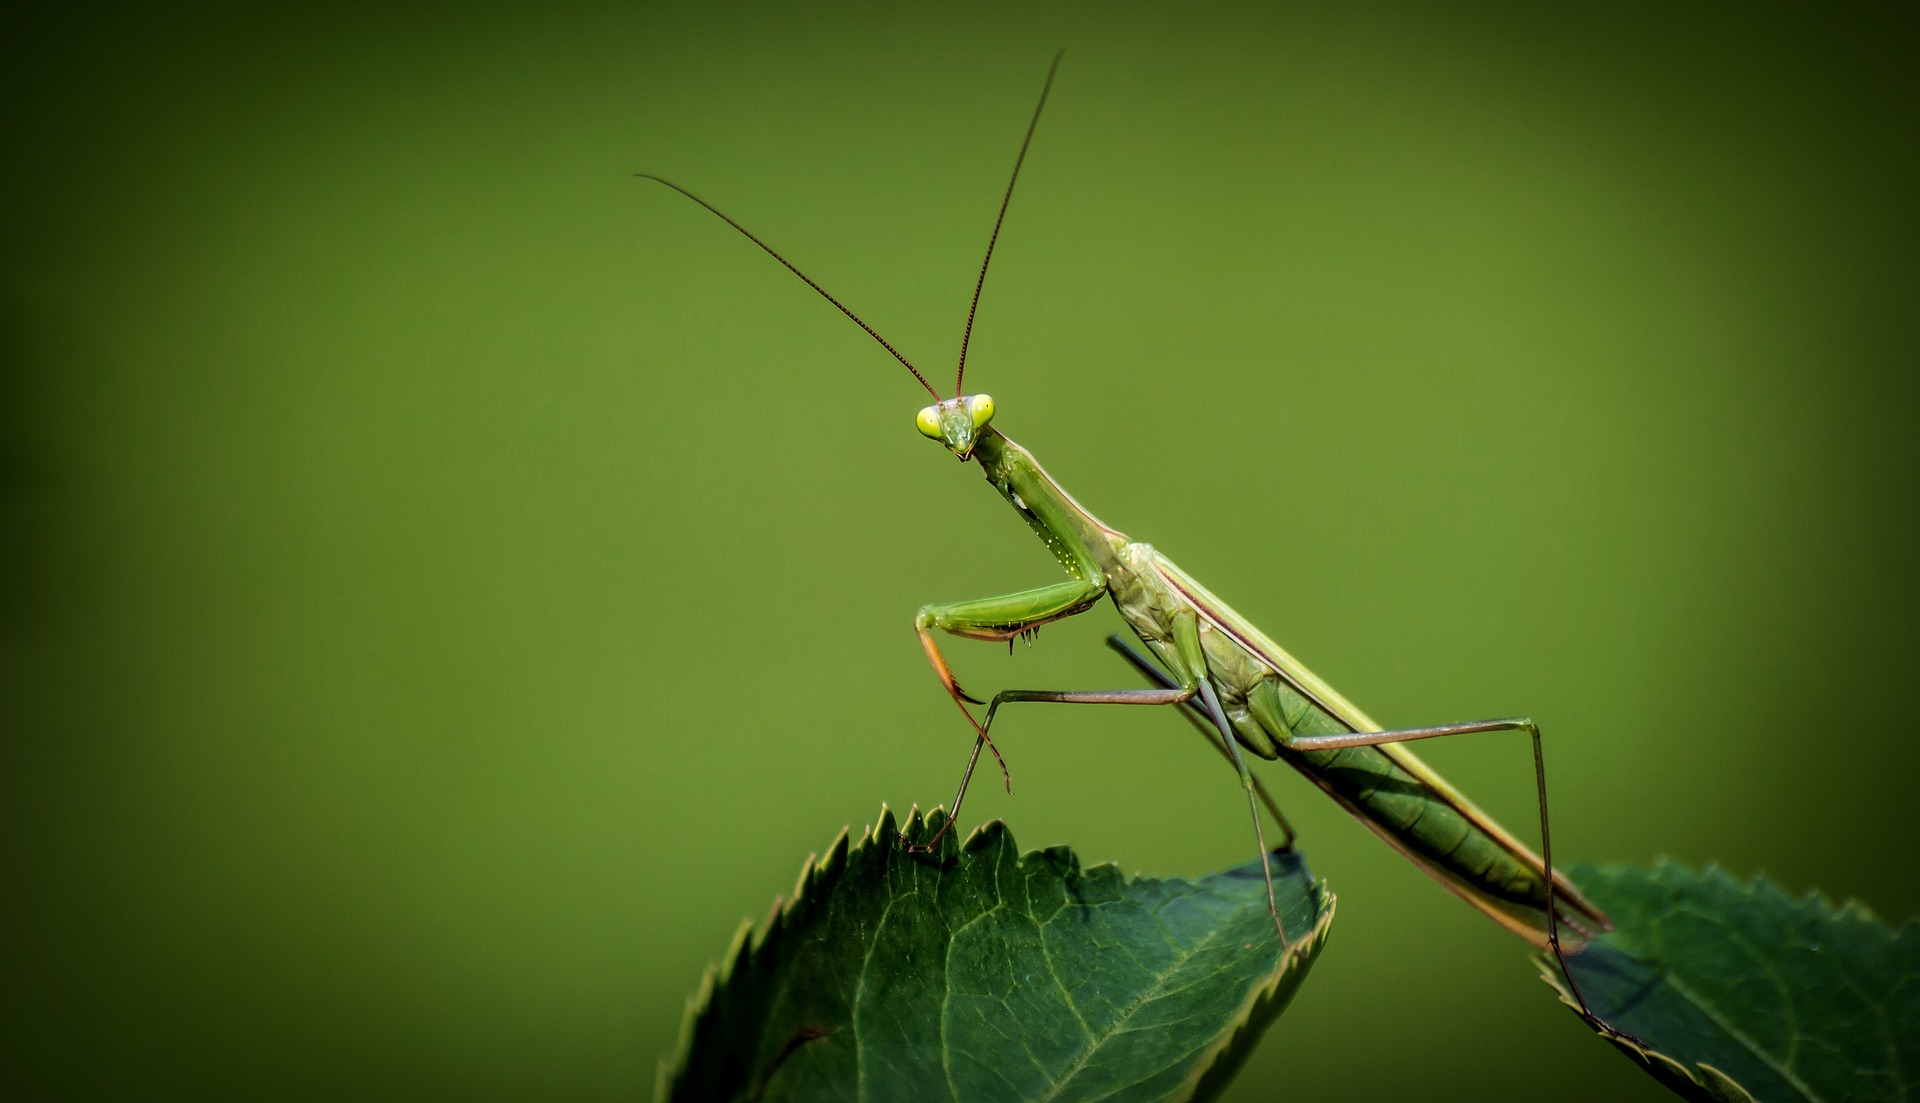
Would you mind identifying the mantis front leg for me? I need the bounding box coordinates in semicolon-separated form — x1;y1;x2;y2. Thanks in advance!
917;610;1296;949
908;578;1105;851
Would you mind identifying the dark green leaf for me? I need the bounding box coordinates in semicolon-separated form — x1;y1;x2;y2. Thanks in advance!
1538;860;1919;1103
657;806;1333;1103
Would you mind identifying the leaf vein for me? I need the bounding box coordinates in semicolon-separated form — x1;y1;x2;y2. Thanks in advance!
1664;971;1827;1103
852;883;901;1103
1035;891;1257;1102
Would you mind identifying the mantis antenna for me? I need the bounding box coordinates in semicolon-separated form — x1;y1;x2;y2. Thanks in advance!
633;172;942;400
640;49;1066;402
955;49;1064;396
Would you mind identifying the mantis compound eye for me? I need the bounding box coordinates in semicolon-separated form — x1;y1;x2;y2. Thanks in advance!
966;394;995;430
915;406;943;440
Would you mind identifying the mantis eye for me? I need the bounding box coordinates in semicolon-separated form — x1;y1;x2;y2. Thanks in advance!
915;406;943;439
966;393;995;429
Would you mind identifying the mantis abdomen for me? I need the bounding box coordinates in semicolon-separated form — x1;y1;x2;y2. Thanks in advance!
1155;548;1610;946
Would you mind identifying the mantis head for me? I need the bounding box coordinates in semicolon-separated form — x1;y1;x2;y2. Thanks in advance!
916;394;995;460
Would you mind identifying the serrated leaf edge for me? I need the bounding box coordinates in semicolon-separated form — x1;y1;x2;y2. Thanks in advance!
1534;857;1920;1103
655;807;1333;1102
652;804;962;1101
1642;857;1915;947
1179;882;1337;1103
1533;955;1758;1103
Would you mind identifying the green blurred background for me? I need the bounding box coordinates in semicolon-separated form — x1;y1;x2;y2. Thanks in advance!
4;2;1915;1100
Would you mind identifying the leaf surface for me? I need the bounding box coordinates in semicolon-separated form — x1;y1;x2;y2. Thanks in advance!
1540;860;1919;1103
658;807;1333;1103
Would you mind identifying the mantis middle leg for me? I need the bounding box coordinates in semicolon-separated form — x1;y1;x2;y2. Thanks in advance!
1241;692;1599;1020
1106;635;1298;847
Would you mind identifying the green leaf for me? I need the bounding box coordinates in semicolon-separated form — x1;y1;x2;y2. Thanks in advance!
657;806;1334;1103
1537;859;1920;1103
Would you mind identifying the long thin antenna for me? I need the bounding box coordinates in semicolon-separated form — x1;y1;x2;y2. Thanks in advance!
635;173;941;400
955;49;1064;396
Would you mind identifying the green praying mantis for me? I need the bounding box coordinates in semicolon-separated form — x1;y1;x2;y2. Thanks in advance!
640;52;1610;1016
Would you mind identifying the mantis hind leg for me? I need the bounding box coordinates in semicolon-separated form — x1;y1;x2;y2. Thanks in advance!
1267;714;1604;1024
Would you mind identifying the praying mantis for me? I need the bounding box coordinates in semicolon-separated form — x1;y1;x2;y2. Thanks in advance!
640;51;1610;1014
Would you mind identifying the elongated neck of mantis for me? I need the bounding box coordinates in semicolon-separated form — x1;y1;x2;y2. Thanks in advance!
970;429;1130;581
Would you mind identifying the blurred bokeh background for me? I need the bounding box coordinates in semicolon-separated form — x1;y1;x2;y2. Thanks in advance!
4;2;1915;1100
